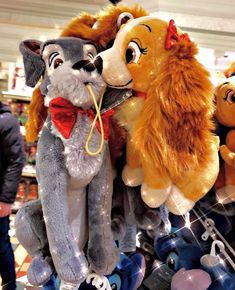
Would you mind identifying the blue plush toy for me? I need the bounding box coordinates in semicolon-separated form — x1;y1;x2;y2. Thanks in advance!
79;252;145;290
154;234;204;272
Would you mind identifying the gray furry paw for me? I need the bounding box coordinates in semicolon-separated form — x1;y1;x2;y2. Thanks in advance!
27;256;53;286
111;216;126;240
57;255;89;284
88;245;119;275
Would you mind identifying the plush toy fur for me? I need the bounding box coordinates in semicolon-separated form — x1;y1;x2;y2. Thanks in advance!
224;62;235;78
15;37;119;286
214;76;235;204
98;16;219;215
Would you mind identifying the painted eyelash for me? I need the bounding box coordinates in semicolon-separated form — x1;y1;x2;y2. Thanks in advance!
140;47;148;54
132;41;148;55
49;52;59;67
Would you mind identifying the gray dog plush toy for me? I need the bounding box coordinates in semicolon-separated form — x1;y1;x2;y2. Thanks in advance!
15;37;119;286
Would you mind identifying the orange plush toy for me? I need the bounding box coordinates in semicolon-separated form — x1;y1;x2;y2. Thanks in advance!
25;3;148;143
98;17;219;215
214;76;235;204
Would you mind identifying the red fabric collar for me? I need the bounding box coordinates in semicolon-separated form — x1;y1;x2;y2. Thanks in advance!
132;90;147;99
49;97;114;140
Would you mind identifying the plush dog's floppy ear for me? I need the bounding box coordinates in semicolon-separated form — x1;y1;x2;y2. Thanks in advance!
19;40;45;87
134;39;215;179
19;40;47;142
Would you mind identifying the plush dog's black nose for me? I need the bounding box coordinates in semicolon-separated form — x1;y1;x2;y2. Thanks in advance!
94;56;103;74
72;57;103;74
72;60;96;72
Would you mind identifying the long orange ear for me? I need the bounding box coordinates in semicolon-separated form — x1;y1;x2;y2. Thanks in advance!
134;40;215;179
25;86;48;142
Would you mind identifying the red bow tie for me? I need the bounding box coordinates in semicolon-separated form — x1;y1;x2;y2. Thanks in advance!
49;97;114;140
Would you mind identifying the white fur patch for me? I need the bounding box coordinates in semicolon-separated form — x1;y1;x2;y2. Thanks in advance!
141;183;172;208
45;61;105;109
166;185;195;215
122;165;144;186
45;60;105;180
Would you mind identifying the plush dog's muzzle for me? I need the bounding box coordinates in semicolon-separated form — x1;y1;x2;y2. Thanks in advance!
93;56;103;74
72;60;96;72
73;57;103;75
97;48;132;88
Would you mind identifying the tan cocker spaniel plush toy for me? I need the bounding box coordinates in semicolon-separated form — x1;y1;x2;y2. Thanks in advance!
214;76;235;204
97;16;219;215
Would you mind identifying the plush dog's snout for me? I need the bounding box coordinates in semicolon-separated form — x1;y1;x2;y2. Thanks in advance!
72;60;96;72
94;56;103;74
72;58;103;74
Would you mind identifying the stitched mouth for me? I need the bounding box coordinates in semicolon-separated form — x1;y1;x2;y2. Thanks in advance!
106;79;133;88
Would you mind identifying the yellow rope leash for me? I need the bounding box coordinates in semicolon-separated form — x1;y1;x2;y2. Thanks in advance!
85;84;105;156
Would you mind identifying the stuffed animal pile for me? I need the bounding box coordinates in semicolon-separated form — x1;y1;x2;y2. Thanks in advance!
16;2;228;290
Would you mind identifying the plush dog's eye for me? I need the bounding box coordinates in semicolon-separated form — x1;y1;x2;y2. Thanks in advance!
53;58;63;69
126;41;147;64
126;41;141;64
224;89;235;104
226;90;235;104
48;52;64;69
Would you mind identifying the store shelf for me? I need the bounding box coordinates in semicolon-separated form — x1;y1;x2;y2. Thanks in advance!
0;91;31;101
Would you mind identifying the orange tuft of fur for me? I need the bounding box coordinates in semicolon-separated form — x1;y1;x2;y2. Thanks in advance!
224;61;235;78
26;4;148;142
61;5;148;48
133;40;215;179
109;118;127;167
25;86;47;142
61;12;97;40
94;5;148;47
